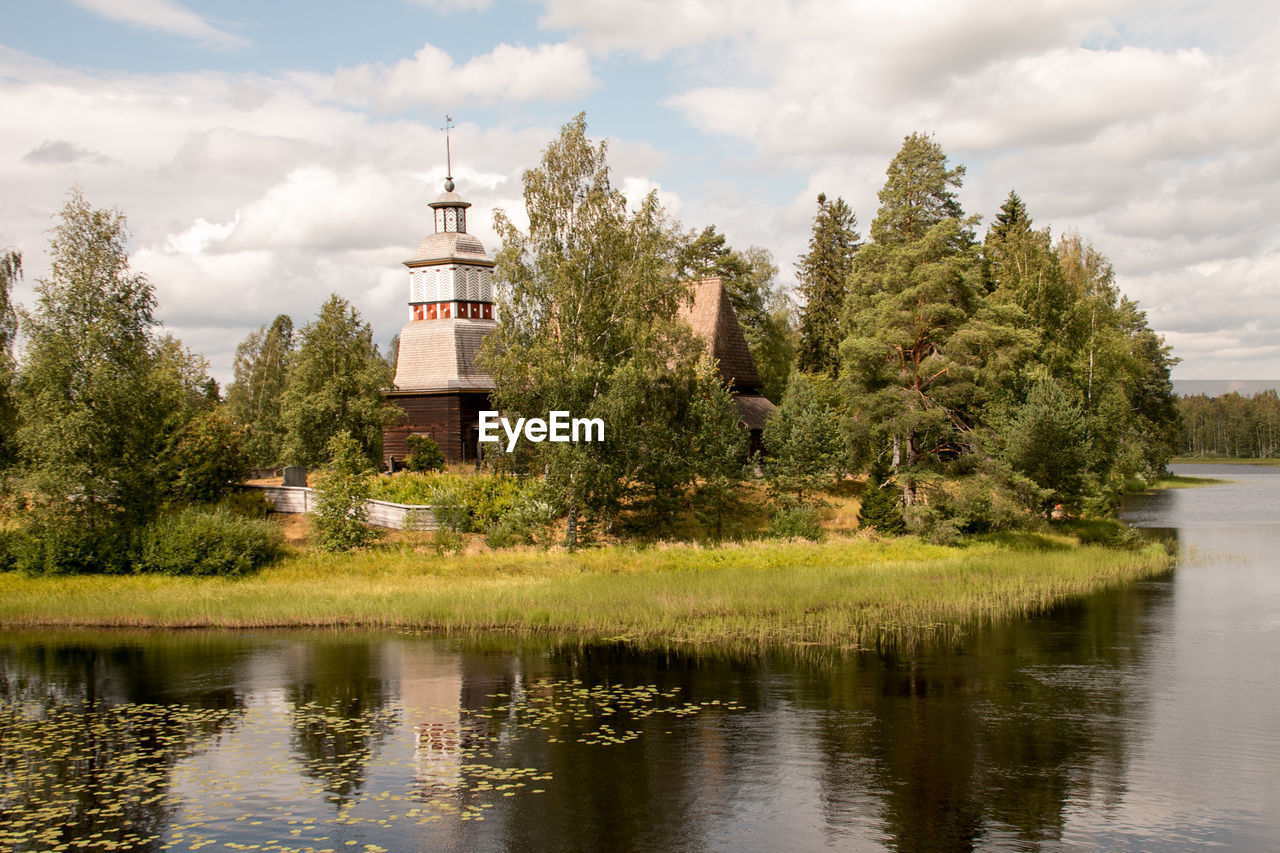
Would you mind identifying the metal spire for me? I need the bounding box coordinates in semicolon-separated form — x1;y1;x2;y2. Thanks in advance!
442;115;455;192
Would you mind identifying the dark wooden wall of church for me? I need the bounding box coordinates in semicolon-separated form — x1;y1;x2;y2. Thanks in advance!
384;391;491;464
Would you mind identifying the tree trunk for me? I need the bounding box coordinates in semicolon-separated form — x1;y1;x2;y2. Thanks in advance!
565;501;578;552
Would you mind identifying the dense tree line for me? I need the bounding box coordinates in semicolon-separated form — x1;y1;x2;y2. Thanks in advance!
777;133;1179;533
483;119;1179;548
1178;391;1280;458
0;120;1183;566
0;191;393;572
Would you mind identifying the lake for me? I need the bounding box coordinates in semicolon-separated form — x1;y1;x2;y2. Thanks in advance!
2;464;1278;851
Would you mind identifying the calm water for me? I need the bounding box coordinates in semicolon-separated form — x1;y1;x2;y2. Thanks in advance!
3;464;1279;851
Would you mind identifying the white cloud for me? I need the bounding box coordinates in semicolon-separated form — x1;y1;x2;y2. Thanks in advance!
409;0;492;10
328;42;597;110
70;0;249;49
539;0;752;59
0;47;558;383
620;176;682;218
566;0;1280;378
7;0;1280;382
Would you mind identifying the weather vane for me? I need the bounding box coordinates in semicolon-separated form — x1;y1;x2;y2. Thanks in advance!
442;115;455;192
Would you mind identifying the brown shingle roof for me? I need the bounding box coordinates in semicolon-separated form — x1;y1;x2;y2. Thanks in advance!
735;394;776;431
677;277;762;393
392;317;496;392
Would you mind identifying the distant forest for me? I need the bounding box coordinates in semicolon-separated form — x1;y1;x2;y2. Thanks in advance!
1178;391;1280;458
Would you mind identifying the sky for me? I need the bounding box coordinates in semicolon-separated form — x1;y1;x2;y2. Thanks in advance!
2;0;1278;385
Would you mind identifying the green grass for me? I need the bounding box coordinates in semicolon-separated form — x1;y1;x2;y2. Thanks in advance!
1148;474;1233;489
0;533;1173;651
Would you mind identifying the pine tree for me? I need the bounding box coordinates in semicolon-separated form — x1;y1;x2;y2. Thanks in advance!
869;133;966;245
843;135;981;505
796;194;860;376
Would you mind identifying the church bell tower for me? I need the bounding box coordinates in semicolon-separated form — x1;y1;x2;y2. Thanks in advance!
384;133;498;465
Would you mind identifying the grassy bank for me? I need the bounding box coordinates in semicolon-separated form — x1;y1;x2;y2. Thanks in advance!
1170;456;1280;466
0;533;1173;650
1148;474;1233;489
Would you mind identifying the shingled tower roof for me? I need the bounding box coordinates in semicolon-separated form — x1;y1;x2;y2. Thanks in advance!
677;277;762;393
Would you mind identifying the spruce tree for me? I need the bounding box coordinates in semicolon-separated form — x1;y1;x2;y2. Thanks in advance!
857;459;905;535
796;194;860;376
998;377;1089;517
763;372;847;504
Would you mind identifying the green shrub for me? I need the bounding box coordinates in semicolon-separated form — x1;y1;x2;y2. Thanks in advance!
219;489;272;518
0;526;19;572
1056;518;1145;549
903;504;964;546
134;507;283;576
310;433;382;552
373;472;541;534
404;434;445;472
933;475;1035;535
767;504;825;541
10;518;133;575
484;484;559;548
432;527;464;555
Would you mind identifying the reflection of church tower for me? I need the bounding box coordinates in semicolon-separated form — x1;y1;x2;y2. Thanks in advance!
384;171;497;464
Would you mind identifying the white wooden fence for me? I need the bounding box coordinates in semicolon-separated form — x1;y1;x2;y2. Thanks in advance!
244;485;437;531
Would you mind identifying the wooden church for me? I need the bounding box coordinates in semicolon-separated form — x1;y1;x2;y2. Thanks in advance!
384;179;777;465
383;178;496;464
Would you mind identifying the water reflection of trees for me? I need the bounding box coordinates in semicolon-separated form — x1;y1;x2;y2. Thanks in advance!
427;572;1172;852
442;641;770;852
0;634;246;852
0;572;1175;853
808;576;1173;851
283;638;396;806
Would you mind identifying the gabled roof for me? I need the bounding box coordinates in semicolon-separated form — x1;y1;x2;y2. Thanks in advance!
677;277;762;393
